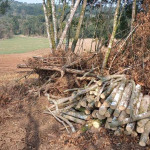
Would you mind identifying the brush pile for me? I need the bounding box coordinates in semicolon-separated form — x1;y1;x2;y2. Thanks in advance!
17;50;150;147
18;50;102;97
44;74;150;147
108;0;150;95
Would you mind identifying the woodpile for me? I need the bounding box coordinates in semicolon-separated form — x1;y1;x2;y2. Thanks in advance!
44;74;150;147
17;53;149;147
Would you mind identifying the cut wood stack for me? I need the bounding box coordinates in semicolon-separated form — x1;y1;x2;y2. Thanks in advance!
45;74;150;147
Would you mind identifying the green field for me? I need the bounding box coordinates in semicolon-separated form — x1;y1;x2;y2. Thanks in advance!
0;36;49;54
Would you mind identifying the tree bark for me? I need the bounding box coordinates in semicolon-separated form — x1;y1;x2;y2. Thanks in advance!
99;104;107;115
59;0;66;37
139;121;150;147
100;82;118;99
131;0;136;32
110;111;150;127
42;0;53;52
101;0;121;71
126;122;135;134
62;114;86;124
57;0;81;50
103;85;119;107
51;0;57;45
105;108;114;118
118;83;132;111
71;0;87;52
63;110;90;120
118;111;128;121
110;79;126;109
136;95;150;133
47;0;56;49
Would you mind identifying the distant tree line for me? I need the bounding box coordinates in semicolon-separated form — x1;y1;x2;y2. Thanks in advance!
0;0;143;45
0;0;9;14
0;1;46;39
0;0;115;40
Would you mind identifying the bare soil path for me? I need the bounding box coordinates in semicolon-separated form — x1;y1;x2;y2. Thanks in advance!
0;49;50;74
0;49;50;84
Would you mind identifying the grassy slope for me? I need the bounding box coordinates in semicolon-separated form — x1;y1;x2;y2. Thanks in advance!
0;36;49;54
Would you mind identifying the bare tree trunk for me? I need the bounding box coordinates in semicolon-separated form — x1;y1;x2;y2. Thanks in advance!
56;0;81;50
71;0;87;52
51;0;57;45
47;0;56;50
65;29;70;51
101;0;121;71
59;0;66;37
131;0;136;31
72;0;75;7
42;0;52;52
131;0;136;46
65;0;74;51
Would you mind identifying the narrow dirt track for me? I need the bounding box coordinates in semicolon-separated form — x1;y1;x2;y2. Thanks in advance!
0;49;50;84
0;49;50;75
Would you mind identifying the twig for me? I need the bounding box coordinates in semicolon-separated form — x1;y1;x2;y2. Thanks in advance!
83;67;98;77
56;83;99;105
15;71;33;82
51;102;77;113
45;107;70;133
62;58;82;68
113;67;132;75
39;66;65;77
108;24;139;72
58;115;76;132
64;88;84;93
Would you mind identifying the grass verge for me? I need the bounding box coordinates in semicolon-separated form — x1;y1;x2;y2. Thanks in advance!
0;36;49;54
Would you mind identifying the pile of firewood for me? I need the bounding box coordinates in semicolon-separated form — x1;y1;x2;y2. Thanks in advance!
17;54;150;147
44;74;150;147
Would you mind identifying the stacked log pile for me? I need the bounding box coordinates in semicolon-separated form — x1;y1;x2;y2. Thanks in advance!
44;75;150;147
17;53;149;147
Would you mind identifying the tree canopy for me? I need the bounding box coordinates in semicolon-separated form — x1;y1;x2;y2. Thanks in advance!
0;0;9;14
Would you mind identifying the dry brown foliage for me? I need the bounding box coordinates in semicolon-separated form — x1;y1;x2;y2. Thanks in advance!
109;0;150;95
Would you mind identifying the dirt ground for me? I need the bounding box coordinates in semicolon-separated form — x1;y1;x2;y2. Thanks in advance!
0;49;149;150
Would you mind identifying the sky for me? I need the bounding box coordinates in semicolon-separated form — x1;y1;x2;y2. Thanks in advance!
15;0;42;3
